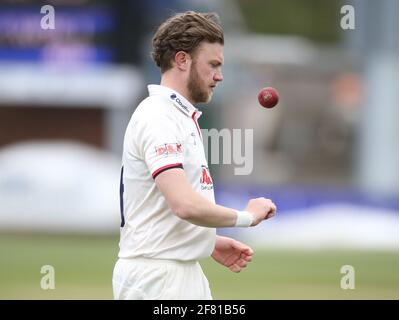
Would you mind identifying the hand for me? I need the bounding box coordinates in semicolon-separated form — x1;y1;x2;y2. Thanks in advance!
211;236;253;273
245;197;276;226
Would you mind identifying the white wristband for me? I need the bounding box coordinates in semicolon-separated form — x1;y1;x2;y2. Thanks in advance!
234;210;254;227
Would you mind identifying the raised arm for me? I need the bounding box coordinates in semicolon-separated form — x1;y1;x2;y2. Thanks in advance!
155;168;276;228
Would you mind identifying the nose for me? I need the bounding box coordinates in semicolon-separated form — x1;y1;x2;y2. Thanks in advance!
214;70;223;82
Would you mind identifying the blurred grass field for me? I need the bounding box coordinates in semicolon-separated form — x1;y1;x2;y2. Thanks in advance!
1;233;398;299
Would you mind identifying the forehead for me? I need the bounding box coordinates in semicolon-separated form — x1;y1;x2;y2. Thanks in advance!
194;42;224;63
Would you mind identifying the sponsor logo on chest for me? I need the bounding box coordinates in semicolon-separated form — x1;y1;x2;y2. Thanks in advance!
200;165;213;190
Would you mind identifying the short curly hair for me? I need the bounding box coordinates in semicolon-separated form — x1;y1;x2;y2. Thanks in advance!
152;11;224;73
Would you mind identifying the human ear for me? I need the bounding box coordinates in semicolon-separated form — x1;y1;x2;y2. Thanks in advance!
175;51;190;70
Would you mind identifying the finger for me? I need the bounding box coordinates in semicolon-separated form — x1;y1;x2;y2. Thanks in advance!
241;253;252;262
232;241;254;255
264;212;273;219
266;205;276;219
233;241;254;256
236;258;248;268
268;211;275;218
268;208;276;218
229;264;242;273
240;250;253;259
241;247;254;256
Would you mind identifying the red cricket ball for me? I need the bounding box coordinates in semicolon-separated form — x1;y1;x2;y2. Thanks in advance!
258;87;279;108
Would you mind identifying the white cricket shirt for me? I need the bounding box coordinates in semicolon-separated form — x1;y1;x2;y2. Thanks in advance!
118;84;216;261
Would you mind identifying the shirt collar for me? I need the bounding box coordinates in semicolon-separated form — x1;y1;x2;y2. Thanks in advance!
148;84;202;119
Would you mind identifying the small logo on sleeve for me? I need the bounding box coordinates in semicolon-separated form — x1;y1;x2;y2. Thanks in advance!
200;165;213;190
155;143;182;157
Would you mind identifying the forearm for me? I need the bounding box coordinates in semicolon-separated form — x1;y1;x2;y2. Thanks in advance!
155;169;254;228
176;191;237;227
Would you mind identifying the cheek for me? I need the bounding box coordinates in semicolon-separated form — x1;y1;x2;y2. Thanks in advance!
203;68;214;81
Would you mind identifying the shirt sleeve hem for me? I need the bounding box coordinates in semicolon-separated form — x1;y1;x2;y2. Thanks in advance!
152;163;184;179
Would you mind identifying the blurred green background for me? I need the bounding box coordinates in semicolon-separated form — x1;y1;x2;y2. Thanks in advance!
1;233;398;300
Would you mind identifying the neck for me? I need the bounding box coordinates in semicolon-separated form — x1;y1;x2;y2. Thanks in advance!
160;72;193;104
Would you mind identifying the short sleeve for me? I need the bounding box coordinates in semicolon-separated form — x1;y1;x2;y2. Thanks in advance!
135;114;184;179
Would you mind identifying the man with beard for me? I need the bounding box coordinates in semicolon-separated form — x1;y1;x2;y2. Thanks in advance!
112;11;277;300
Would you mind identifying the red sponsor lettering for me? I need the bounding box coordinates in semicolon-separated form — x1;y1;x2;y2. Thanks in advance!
200;166;213;185
155;143;182;156
156;146;166;156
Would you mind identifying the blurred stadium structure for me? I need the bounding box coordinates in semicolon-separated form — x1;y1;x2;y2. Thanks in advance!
0;0;398;253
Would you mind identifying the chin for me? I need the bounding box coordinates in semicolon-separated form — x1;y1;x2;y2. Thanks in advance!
193;93;211;104
204;90;213;102
199;97;211;104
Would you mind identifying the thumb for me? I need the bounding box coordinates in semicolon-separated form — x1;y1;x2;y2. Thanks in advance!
232;240;253;255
